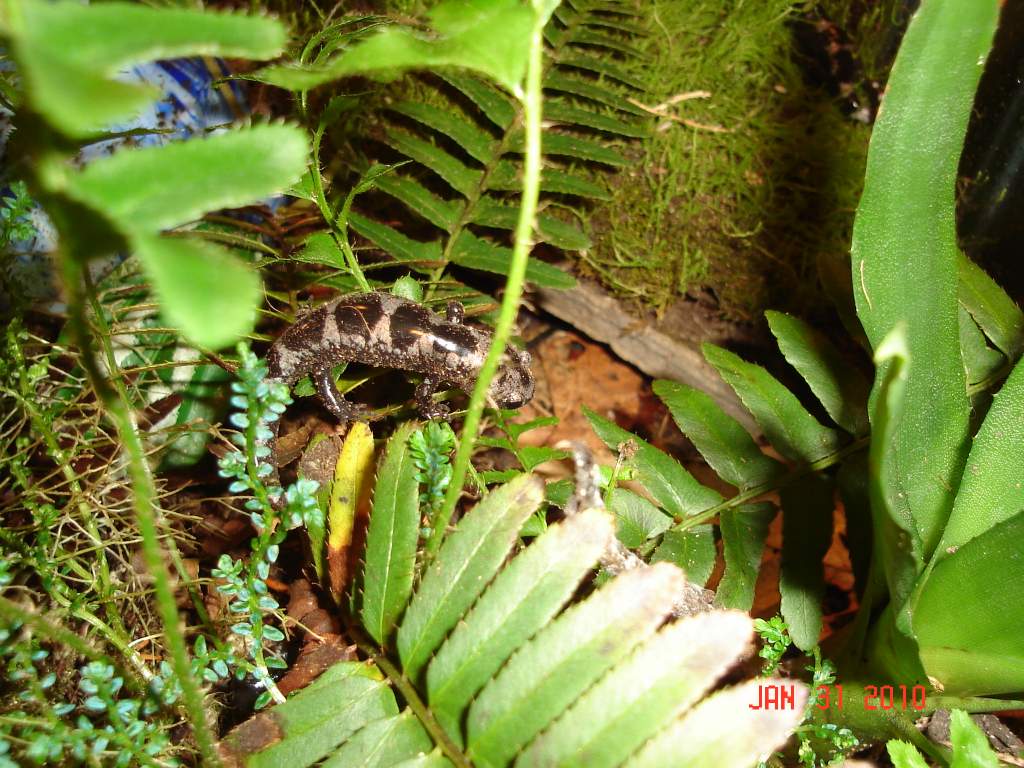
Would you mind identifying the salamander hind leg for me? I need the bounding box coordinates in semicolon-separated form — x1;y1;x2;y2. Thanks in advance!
315;365;368;422
415;376;450;420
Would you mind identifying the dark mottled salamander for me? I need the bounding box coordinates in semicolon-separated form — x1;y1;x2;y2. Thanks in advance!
262;291;534;479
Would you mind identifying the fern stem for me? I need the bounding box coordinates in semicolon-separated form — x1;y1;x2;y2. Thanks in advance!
644;435;871;554
428;16;546;556
311;122;371;292
351;629;471;768
57;256;222;768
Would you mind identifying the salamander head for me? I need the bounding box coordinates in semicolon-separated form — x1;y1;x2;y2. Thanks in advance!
488;345;535;409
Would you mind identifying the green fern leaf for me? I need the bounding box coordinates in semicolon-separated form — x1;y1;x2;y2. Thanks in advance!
624;679;807;768
555;52;646;90
543;71;648;116
219;663;398;768
361;423;421;647
466;564;684;767
427;508;614;744
382;130;484;198
545;100;648;137
716;503;775;611
390;100;498;163
516;611;754;768
779;476;834;651
514;132;628;166
651;527;715;587
318;710;434;768
450;231;577;289
703;343;842;464
766;311;870;436
584;406;722;518
397;475;543;683
349;213;444;268
373;174;466;233
653;380;783;491
440;72;517;129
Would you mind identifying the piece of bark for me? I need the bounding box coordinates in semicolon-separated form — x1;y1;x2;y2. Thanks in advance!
534;274;760;433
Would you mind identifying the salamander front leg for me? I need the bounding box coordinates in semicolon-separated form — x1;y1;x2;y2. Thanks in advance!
445;301;465;324
314;365;367;422
415;376;450;420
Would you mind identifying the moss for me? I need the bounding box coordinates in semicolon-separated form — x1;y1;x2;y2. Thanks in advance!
584;0;874;322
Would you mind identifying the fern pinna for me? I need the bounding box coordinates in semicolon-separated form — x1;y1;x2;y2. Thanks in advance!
220;435;806;767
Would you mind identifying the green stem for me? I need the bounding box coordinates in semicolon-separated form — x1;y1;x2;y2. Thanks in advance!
311;122;371;292
351;630;471;768
639;435;871;558
427;18;546;556
59;257;221;768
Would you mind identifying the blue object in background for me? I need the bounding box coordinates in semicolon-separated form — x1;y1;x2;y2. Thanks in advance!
2;57;250;302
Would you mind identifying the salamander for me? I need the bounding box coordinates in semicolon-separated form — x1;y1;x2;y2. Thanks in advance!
263;292;534;471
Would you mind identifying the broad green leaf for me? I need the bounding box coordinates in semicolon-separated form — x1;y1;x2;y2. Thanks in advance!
869;327;924;610
958;253;1024;360
373;174;464;233
7;0;286;137
543;71;648;116
779;475;834;651
915;511;1024;696
716;503;775;611
440;72;517;130
467;564;683;768
133;235;259;349
958;305;1005;387
382;130;483;198
470;196;590;250
703;344;842;464
941;354;1024;551
653;379;783;491
887;741;930;768
389;100;497;163
361;424;420;646
584;406;723;519
396;475;543;683
851;0;994;558
427;509;613;744
609;488;671;548
652;526;715;587
555;52;646;90
218;663;396;768
766;311;871;436
517;612;754;768
255;0;533;94
319;711;432;768
624;679;807;768
949;710;999;768
450;230;576;289
63;126;308;233
546;99;647;137
295;232;345;267
349;213;442;268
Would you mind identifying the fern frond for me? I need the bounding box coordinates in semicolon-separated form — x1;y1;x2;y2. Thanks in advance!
335;0;652;296
220;472;805;768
